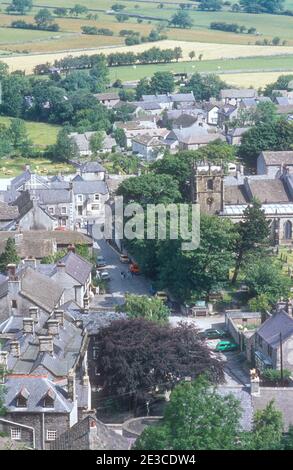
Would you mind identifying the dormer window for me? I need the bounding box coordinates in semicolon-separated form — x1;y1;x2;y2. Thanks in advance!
94;194;100;201
43;389;55;408
15;387;29;408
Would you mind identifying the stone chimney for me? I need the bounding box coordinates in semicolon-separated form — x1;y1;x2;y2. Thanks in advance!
250;369;260;396
10;340;20;358
23;257;37;270
29;306;39;323
47;319;59;337
39;336;54;354
0;351;8;371
67;369;76;402
54;309;64;327
23;317;34;335
7;264;17;280
67;244;75;254
83;296;89;312
56;262;66;273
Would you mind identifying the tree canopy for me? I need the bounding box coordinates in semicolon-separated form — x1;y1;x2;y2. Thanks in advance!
0;238;20;274
117;294;170;324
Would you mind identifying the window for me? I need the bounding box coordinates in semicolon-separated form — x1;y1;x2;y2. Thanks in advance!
61;206;67;215
258;335;263;347
11;300;17;309
268;345;273;357
93;347;99;359
43;395;54;408
48;207;54;215
77;195;83;203
207;179;214;191
16;396;27;408
91;204;100;211
284;220;292;240
94;194;100;201
11;428;21;440
46;430;57;441
61;218;67;227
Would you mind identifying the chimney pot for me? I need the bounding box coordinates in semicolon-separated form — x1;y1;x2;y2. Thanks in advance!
23;257;37;270
47;319;59;336
54;309;64;326
29;306;39;322
0;351;8;370
67;369;76;402
7;264;17;279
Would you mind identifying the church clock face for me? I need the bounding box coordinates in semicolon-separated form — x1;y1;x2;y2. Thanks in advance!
207;196;214;205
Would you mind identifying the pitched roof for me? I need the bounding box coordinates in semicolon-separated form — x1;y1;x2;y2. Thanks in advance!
224;185;247;205
34;189;72;204
57;251;92;285
248;179;290;203
228;127;250;137
252;387;293;431
5;375;73;413
171;128;225;145
260;151;293;166
72;180;108;196
80;161;105;173
94;92;120;101
0;201;19;221
257;310;293;347
20;267;64;313
220;88;257;99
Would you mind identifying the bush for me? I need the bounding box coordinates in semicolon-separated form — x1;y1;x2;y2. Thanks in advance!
125;36;141;45
261;368;291;385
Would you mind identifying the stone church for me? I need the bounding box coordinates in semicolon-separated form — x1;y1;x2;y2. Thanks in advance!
192;158;293;246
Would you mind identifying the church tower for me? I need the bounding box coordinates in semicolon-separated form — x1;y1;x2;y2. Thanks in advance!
192;163;224;215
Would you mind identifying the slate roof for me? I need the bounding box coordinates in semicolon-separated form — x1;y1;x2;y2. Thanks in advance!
57;251;92;285
5;375;73;413
225;185;247;205
80;161;105;173
257;310;293;348
220;89;257;99
69;132;95;153
261;151;293;166
72;180;108;196
248;179;290;203
172;114;198;128
170;128;225;145
20;267;64;313
217;386;252;431
33;189;72;205
276;104;293;114
228;127;250;137
10;170;31;191
0;201;19;221
94;92;120;101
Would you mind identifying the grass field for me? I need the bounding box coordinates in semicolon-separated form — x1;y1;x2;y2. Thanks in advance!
0;156;74;178
0;117;60;147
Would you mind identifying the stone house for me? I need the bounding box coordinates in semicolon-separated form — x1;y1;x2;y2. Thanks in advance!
220;88;257;106
254;310;293;373
94;92;120;109
166;128;225;151
257;151;293;177
114;120;158;148
72;179;109;229
225;311;262;362
132;135;166;161
30;188;75;230
226;127;250;146
79;161;106;181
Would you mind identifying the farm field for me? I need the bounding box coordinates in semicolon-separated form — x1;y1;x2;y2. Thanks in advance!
218;71;293;88
0;117;60;147
3;39;293;74
0;156;74;178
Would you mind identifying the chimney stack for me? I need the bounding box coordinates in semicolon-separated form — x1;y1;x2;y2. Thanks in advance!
23;257;37;270
7;264;17;280
67;369;76;402
23;318;34;335
10;340;20;358
39;336;54;354
83;296;89;312
0;351;8;371
29;307;39;323
54;309;64;327
67;244;75;254
47;319;59;337
56;262;66;273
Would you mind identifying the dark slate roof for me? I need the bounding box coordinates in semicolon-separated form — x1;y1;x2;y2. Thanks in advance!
217;386;252;431
220;89;257;99
20;267;64;313
57;251;92;285
94;92;120;101
10;170;31;190
80;161;105;173
0;201;19;221
248;179;290;203
72;180;108;196
257;310;293;347
172;114;198;128
82;311;126;335
33;189;72;204
5;375;73;413
224;185;247;205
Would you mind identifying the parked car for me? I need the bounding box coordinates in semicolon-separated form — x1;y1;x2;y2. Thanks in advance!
120;254;130;264
199;328;227;340
215;341;237;352
96;255;106;268
129;263;140;274
100;271;110;281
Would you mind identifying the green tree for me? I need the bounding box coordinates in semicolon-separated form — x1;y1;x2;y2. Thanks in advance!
135;376;241;450
34;8;54;28
232;199;270;283
90;131;104;155
243;401;283;450
185;72;227;100
248;293;271;313
117;293;170;324
113;128;127;148
282;424;293;449
150;71;175;94
9;118;32;156
136;77;152;99
198;0;223;10
244;256;291;304
7;0;33;14
170;10;193;28
0;238;20;274
48;128;79;162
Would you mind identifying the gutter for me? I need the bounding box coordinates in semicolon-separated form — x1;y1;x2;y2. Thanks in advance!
0;417;36;449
